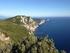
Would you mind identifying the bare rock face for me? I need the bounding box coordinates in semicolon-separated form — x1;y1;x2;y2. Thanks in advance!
20;16;45;33
0;32;10;41
6;15;45;33
6;15;46;36
20;16;38;32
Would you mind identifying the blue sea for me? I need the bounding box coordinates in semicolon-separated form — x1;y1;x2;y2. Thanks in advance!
35;17;70;52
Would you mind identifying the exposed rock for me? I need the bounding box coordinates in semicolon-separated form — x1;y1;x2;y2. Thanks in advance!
0;32;10;41
0;15;67;53
20;16;38;32
19;15;45;33
6;15;46;34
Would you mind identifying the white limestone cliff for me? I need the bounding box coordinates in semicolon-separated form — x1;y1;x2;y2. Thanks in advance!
20;16;45;33
39;19;45;25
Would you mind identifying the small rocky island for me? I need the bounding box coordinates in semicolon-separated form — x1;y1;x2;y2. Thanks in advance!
0;15;66;53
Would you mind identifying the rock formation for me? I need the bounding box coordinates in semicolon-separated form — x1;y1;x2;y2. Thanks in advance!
0;32;10;41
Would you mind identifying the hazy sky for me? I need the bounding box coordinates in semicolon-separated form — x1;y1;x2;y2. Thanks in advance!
0;0;70;17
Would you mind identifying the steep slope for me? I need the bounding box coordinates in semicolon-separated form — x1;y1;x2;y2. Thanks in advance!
0;15;42;43
6;15;37;32
0;15;66;53
6;15;45;32
0;21;30;43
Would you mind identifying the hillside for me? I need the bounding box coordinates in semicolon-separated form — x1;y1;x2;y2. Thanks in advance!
0;15;66;53
0;21;29;42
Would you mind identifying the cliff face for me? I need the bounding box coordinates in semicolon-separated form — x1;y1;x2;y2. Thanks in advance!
0;15;66;53
20;16;46;33
7;15;44;33
20;16;38;32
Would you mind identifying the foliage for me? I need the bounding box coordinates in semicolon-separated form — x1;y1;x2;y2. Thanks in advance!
0;21;29;43
0;16;67;53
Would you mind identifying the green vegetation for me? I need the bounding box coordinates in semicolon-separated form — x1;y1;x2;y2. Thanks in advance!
0;16;66;53
5;16;22;24
0;21;29;43
0;36;66;53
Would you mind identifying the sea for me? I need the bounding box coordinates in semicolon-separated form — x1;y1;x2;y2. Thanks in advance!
35;17;70;53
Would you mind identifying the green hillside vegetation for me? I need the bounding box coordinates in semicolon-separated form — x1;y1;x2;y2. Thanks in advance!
0;16;66;53
6;16;22;24
0;21;29;43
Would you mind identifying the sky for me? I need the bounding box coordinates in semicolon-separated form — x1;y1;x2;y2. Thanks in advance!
0;0;70;17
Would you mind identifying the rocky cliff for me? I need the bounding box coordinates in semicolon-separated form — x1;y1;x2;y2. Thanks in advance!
0;15;66;53
6;15;45;33
20;15;45;32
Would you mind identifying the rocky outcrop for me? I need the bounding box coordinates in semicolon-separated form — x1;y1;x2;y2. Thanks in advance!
20;16;37;32
19;16;45;33
6;15;45;33
0;32;10;41
0;15;67;53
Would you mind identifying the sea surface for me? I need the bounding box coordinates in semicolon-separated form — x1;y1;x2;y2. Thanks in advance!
35;17;70;52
